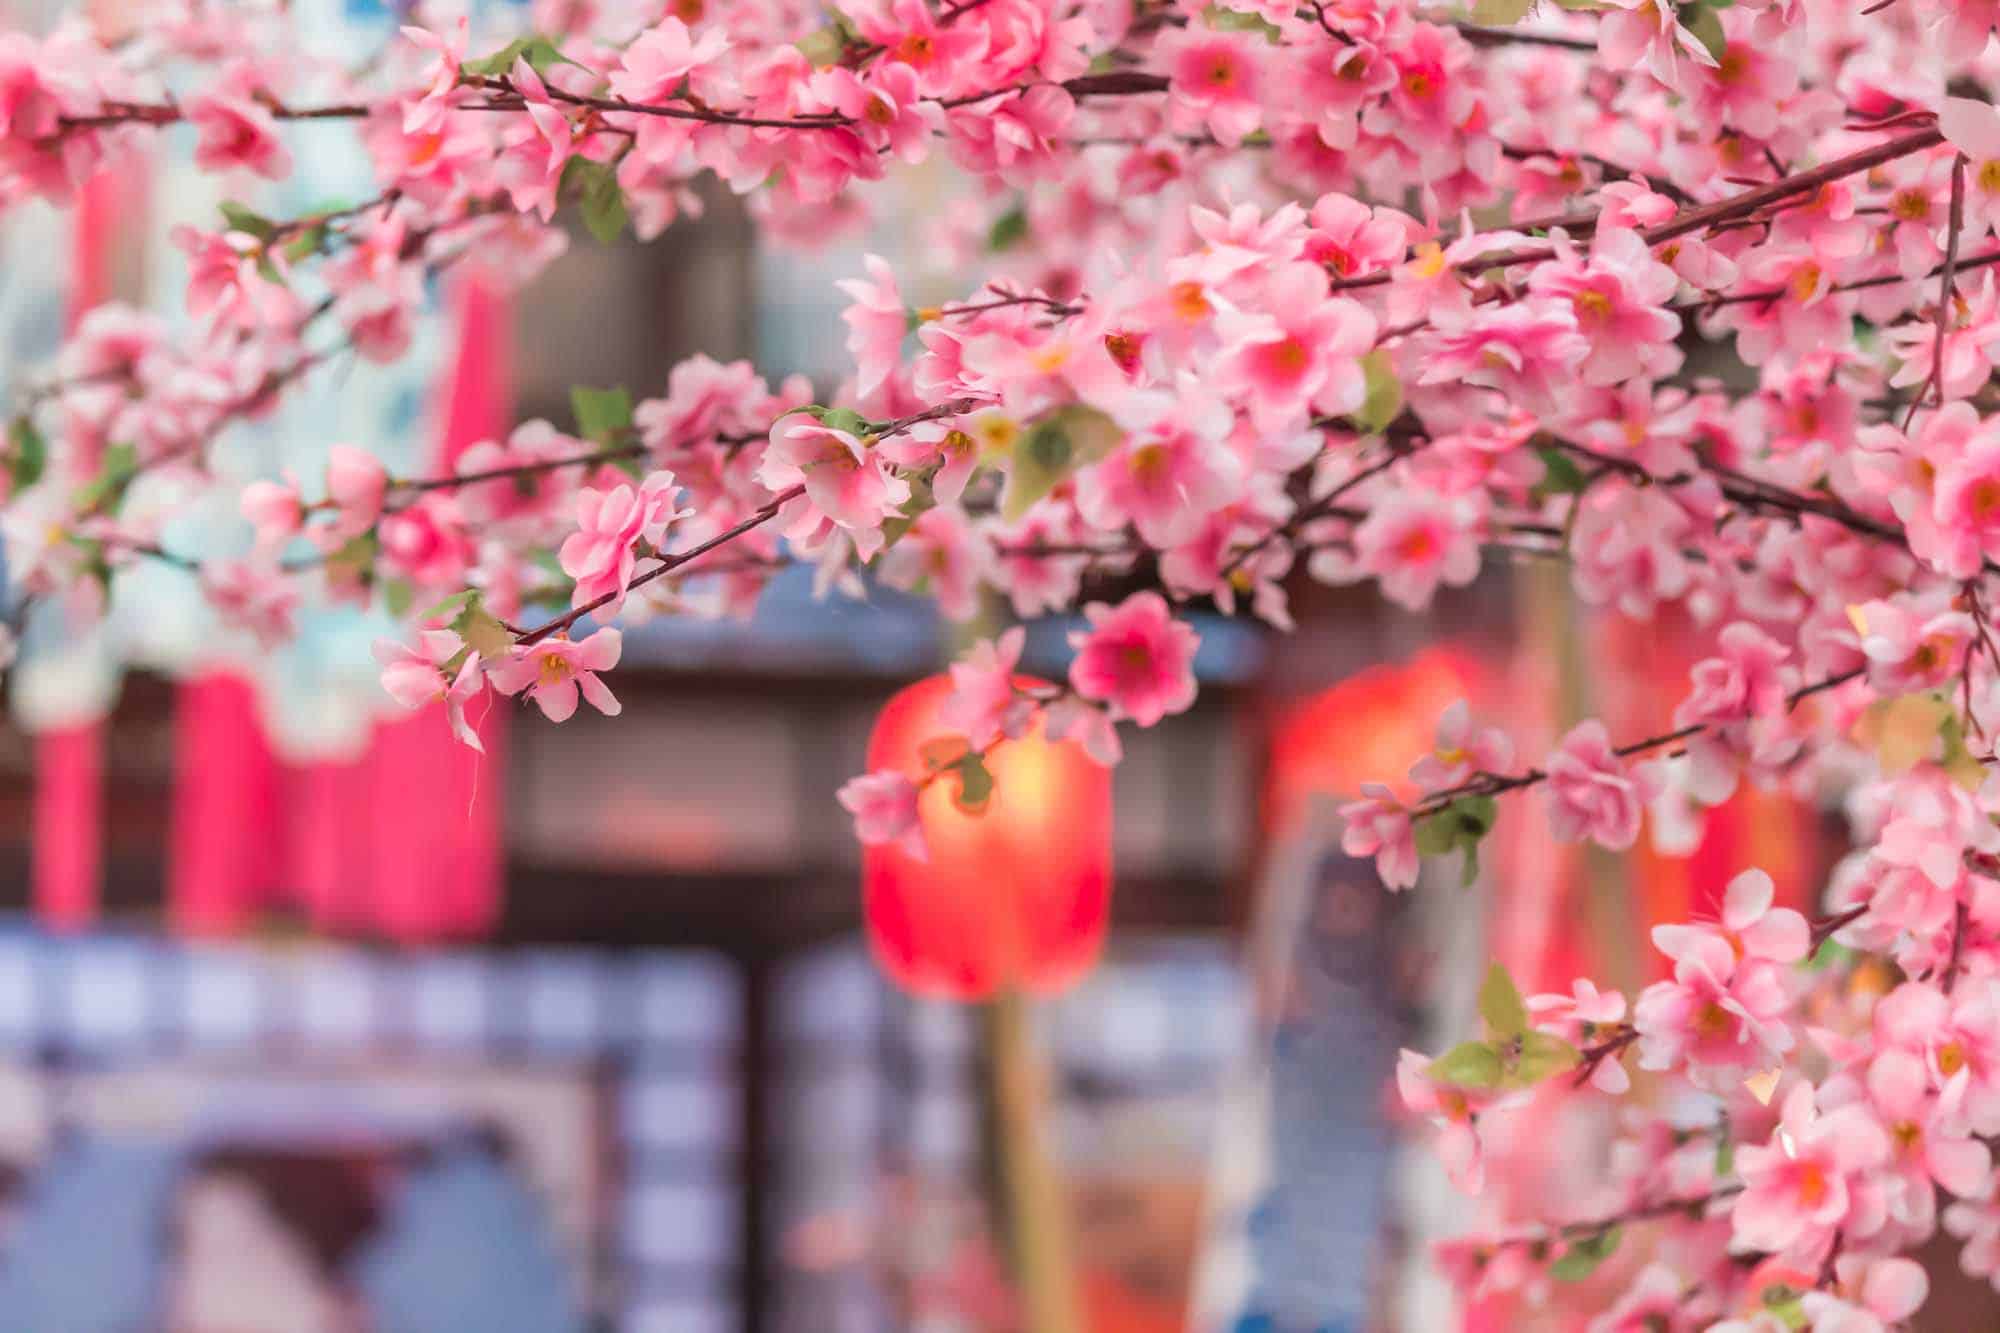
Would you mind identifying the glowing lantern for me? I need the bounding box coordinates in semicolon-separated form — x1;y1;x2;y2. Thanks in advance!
862;674;1113;999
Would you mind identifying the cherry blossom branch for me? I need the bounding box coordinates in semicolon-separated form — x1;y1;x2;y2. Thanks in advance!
1409;669;1864;819
1326;125;1945;294
512;397;981;645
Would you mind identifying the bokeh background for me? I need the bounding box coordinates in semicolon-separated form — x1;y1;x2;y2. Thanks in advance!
2;1;1998;1331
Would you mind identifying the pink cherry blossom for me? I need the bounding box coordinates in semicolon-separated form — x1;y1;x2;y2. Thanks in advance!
240;477;303;555
938;626;1031;749
1349;490;1482;612
837;769;927;861
373;628;486;751
1409;699;1513;791
609;18;731;106
1160;26;1265;148
1340;783;1419;890
487;628;623;723
324;445;387;542
1732;1082;1891;1264
837;255;910;401
186;87;292;180
558;471;689;615
1066;591;1198;727
757;416;911;560
1542;720;1665;851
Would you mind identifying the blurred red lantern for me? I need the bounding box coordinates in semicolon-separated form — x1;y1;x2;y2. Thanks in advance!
863;674;1113;1000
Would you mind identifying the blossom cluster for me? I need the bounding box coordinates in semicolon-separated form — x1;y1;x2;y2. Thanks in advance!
12;0;2000;1321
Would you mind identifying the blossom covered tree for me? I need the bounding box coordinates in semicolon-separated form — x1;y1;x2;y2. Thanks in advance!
6;0;2000;1321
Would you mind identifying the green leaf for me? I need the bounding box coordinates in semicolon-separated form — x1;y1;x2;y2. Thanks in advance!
571;385;634;445
326;530;378;585
1413;794;1500;886
1203;5;1284;38
561;157;629;246
1427;1041;1504;1089
1533;444;1588;498
218;201;278;241
1413;812;1460;858
919;734;973;771
1714;1135;1734;1178
1685;4;1728;62
1513;1030;1581;1083
7;417;45;490
950;753;995;815
459;606;514;661
796;23;847;66
987;204;1029;253
1351;349;1403;435
1479;963;1529;1040
421;589;480;623
283;222;329;263
819;407;873;438
1469;0;1535;24
1548;1226;1621;1281
77;442;140;513
381;578;414;618
1000;404;1122;521
462;34;574;78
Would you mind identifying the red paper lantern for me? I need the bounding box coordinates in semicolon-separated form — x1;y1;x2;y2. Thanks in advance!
862;674;1114;999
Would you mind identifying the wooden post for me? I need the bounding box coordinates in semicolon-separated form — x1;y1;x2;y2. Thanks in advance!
984;988;1082;1333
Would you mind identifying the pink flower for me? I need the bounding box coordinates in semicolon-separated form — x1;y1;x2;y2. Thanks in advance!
1542;720;1664;851
200;559;297;649
186;88;292;179
1874;980;2000;1136
499;59;572;222
1416;300;1589;416
1348;490;1483;612
1527;227;1683;386
1339;783;1419;889
558;471;688;615
1161;26;1266;148
837;769;926;860
325;445;387;541
1410;699;1513;790
1074;390;1240;547
1732;1083;1891;1264
1396;1047;1497;1193
1214;264;1378;434
1654;868;1811;970
1066;591;1199;727
378;494;473;591
757;416;911;560
822;63;940;163
240;477;303;555
373;628;486;751
172;226;302;331
1043;695;1123;766
1866;1046;1992;1221
837;255;909;401
399;19;466;134
488;628;623;722
1942;97;2000;247
1798;1255;1929;1333
1675;622;1793;728
1852;596;1976;692
939;627;1032;749
1528;979;1631;1093
875;506;990;622
1633;927;1795;1086
1926;426;2000;579
609;17;731;105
